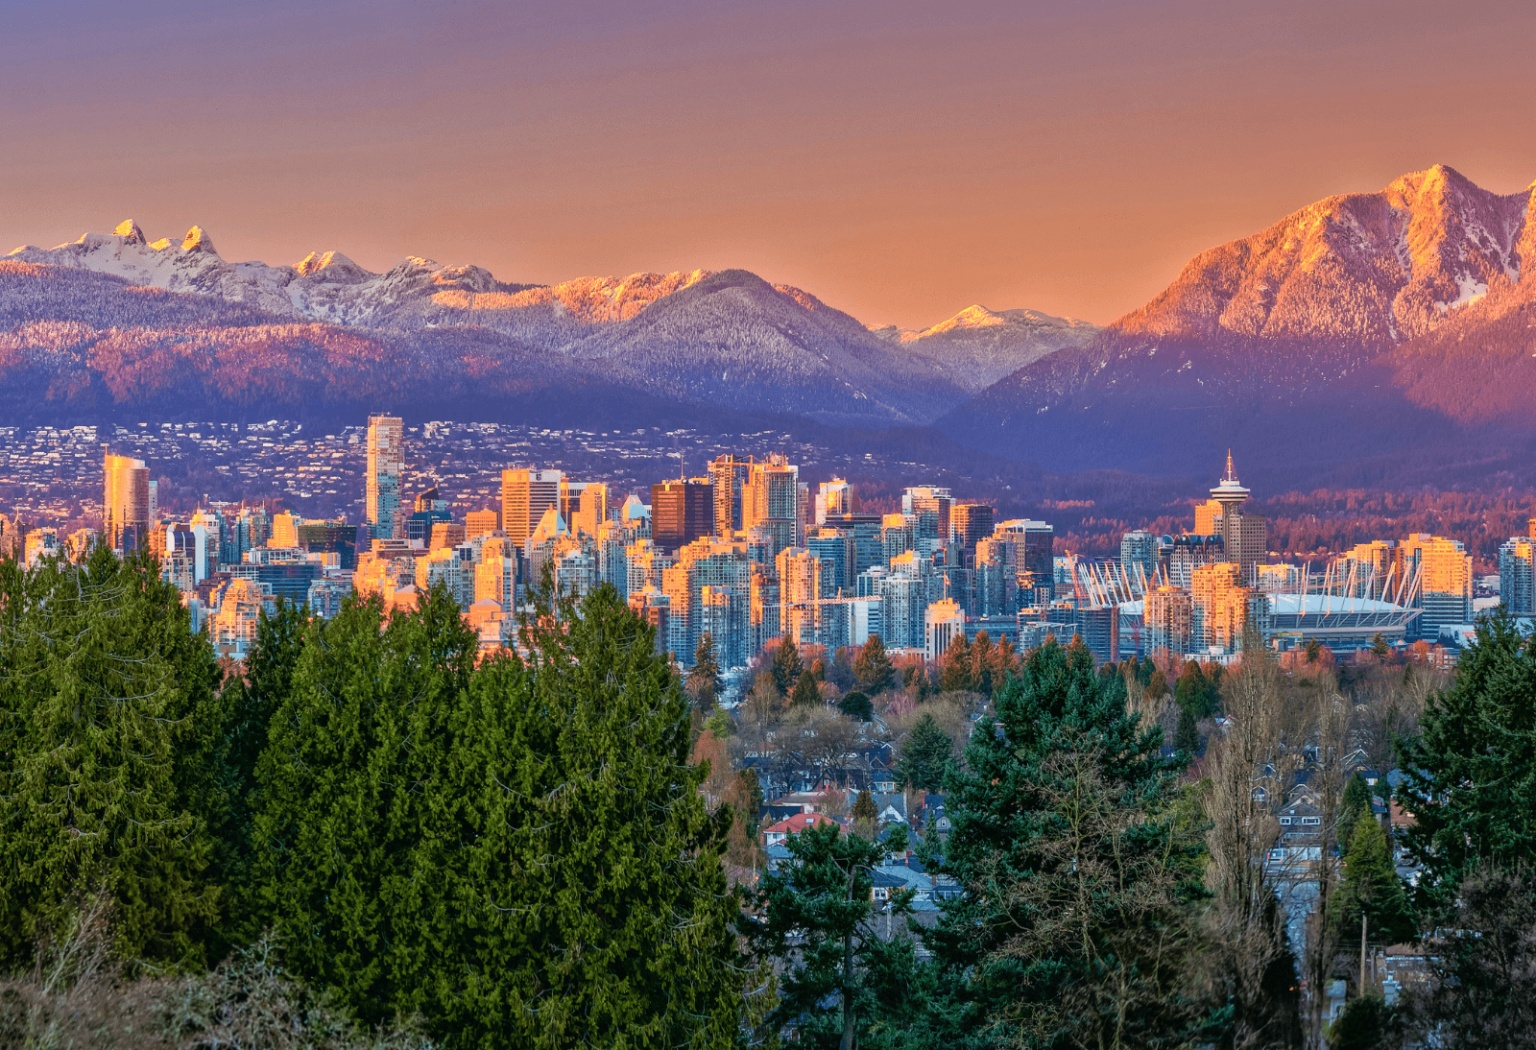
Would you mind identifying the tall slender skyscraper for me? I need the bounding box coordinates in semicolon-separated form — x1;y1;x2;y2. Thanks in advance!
366;415;404;540
708;454;753;538
742;455;799;557
501;467;563;546
103;452;150;552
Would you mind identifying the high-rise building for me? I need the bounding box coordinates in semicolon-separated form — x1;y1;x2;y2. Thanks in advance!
1144;585;1194;657
465;508;499;539
903;486;953;542
742;455;799;557
924;598;965;661
708;454;754;538
1191;562;1249;655
816;479;854;524
1119;529;1158;589
103;452;151;552
651;479;714;554
501;468;563;547
1399;534;1473;641
365;415;404;540
951;503;995;555
777;546;825;647
1500;535;1536;616
1207;452;1266;582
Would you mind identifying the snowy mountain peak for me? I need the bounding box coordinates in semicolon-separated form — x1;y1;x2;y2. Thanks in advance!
181;226;216;254
113;219;146;245
295;250;372;282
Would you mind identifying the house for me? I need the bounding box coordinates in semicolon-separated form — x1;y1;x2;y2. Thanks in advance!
922;794;952;840
1277;797;1322;841
869;792;909;826
762;811;843;847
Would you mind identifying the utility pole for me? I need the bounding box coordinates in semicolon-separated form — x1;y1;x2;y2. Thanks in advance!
1360;912;1368;995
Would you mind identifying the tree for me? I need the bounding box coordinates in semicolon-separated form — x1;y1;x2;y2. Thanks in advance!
1174;703;1201;758
1407;864;1536;1049
969;632;995;696
1370;632;1390;659
688;631;723;707
1337;773;1372;855
253;583;747;1048
851;787;880;838
773;635;804;696
924;637;1215;1049
739;822;914;1050
0;548;228;968
1335;816;1415;948
938;634;972;693
854;635;895;694
791;669;823;708
1397;612;1536;917
839;690;873;722
1177;660;1218;719
895;713;952;793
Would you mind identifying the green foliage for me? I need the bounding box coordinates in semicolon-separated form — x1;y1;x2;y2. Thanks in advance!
1174;702;1200;757
773;635;804;696
896;713;952;793
925;637;1215;1049
839;690;873;721
1337;773;1372;855
968;632;993;696
851;787;880;836
1370;632;1390;658
854;635;895;694
790;669;822;708
687;631;723;706
1176;660;1219;718
739;822;913;1049
0;548;228;968
1328;994;1396;1050
938;634;971;693
1335;816;1416;947
1397;612;1536;916
253;583;744;1049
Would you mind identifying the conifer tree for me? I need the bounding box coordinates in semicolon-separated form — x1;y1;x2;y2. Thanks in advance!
939;633;972;692
0;548;227;967
688;631;723;706
1337;772;1373;855
852;786;880;838
924;637;1214;1048
838;690;873;722
1335;815;1416;948
854;635;895;694
1174;702;1201;757
774;635;804;696
896;713;953;793
969;631;995;696
791;669;822;708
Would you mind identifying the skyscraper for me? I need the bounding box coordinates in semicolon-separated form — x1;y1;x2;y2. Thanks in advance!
365;415;404;540
651;479;714;554
708;454;753;538
1208;452;1266;582
742;455;799;557
103;452;150;552
501;467;563;546
951;503;995;553
1119;529;1158;588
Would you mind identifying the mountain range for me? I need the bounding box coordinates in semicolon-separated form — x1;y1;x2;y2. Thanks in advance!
5;164;1536;488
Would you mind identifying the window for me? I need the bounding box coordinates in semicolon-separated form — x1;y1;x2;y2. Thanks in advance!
1279;817;1292;825
1301;817;1321;826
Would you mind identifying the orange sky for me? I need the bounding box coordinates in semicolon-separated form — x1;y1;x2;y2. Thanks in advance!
4;0;1536;329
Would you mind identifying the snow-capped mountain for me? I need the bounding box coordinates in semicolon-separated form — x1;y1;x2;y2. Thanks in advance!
873;305;1100;392
939;165;1536;483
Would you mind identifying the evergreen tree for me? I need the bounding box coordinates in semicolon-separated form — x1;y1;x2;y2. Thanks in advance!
740;822;915;1049
839;690;874;722
1398;612;1536;915
1335;815;1416;948
774;635;805;696
0;548;229;967
791;669;822;708
1174;702;1201;757
1370;632;1391;659
851;787;880;838
811;657;827;681
253;583;745;1048
688;631;723;706
896;713;952;793
924;637;1214;1049
939;633;972;692
1177;660;1217;718
1337;773;1373;855
969;631;994;696
854;635;895;694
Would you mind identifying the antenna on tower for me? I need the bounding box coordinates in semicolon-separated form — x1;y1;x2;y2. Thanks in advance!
1223;449;1238;484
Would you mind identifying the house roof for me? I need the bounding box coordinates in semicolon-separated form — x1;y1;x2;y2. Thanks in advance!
764;812;842;836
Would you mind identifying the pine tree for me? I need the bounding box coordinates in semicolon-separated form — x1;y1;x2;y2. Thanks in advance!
790;669;822;708
839;690;873;721
1337;772;1373;854
939;633;972;692
923;636;1213;1048
1398;612;1536;915
0;547;228;967
1174;702;1200;757
740;822;915;1050
854;635;895;694
1177;659;1216;718
896;713;952;793
773;635;804;696
688;631;723;706
1335;816;1416;947
1371;632;1390;658
969;631;994;696
851;787;880;838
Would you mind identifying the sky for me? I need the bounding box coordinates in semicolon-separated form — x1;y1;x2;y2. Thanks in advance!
4;0;1536;330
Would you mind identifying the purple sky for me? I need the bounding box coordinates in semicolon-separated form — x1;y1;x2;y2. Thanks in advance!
5;0;1535;328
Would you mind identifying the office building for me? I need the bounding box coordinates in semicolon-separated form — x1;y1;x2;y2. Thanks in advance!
365;415;404;540
1501;535;1536;616
501;467;563;546
104;452;151;552
925;598;965;661
903;486;953;542
951;503;995;555
651;478;714;554
1399;534;1473;640
816;478;854;524
1119;529;1158;589
1191;562;1250;655
465;508;499;539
